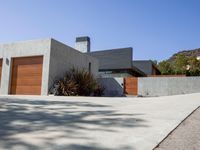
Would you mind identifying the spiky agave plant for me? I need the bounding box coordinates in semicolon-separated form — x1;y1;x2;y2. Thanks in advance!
50;67;104;96
69;68;96;96
58;77;78;96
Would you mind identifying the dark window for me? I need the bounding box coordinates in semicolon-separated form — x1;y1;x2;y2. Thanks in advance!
89;62;91;74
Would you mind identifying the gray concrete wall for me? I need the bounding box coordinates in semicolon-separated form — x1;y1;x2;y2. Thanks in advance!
88;47;132;70
48;39;99;91
132;60;153;75
0;39;51;95
97;77;124;97
138;77;200;97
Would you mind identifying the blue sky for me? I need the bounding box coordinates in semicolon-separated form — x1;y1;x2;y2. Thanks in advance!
0;0;200;61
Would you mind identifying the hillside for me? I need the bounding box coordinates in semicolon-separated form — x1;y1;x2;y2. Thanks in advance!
168;48;200;62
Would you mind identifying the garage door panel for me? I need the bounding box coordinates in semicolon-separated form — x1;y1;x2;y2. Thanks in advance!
13;64;42;70
11;56;43;95
12;57;43;65
12;71;42;77
11;86;41;95
12;65;43;76
11;77;42;86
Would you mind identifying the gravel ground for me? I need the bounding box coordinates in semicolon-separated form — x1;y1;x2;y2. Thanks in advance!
154;106;200;150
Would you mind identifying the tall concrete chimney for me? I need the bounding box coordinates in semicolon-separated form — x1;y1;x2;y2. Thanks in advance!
75;36;90;53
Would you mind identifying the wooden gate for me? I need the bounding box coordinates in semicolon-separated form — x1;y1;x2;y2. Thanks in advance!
124;77;138;95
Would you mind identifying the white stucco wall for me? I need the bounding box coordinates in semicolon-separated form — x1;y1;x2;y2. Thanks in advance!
0;39;51;95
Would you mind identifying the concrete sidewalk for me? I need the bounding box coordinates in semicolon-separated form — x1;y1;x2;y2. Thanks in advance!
154;106;200;150
0;93;200;150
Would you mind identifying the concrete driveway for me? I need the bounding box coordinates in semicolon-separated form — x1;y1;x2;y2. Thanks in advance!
0;93;200;150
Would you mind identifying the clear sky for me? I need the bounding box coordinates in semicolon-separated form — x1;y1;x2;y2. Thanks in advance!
0;0;200;61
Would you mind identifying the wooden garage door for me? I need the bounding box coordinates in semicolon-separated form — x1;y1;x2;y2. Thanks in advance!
10;56;43;95
124;77;138;95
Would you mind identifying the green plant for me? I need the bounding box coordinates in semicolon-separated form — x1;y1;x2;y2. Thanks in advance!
158;54;200;76
50;68;104;96
187;55;200;76
158;60;174;75
173;54;188;74
58;78;78;96
71;68;97;96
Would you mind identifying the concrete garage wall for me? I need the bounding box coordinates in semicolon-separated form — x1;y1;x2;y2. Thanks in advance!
97;77;124;97
0;39;51;95
0;38;98;96
138;77;200;97
48;39;99;91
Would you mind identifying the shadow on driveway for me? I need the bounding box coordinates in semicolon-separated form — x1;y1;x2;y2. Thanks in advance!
0;98;148;150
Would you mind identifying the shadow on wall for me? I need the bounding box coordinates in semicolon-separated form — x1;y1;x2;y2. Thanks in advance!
0;98;147;150
97;78;125;97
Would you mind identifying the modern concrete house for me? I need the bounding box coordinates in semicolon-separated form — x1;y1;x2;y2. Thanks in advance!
0;38;98;95
74;36;160;77
132;60;161;76
87;47;146;77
